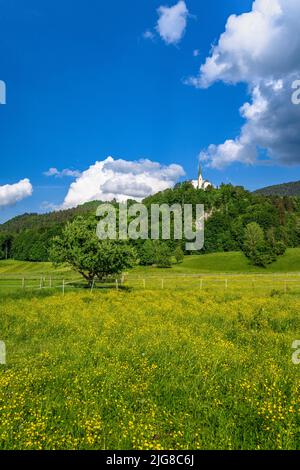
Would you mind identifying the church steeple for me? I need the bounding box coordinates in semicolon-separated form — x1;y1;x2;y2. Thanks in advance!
191;162;213;190
197;163;203;189
198;163;202;178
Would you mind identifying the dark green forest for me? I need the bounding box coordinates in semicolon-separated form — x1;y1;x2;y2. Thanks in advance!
1;182;300;263
254;180;300;197
0;201;101;261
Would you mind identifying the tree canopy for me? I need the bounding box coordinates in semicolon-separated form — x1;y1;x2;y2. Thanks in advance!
50;217;137;285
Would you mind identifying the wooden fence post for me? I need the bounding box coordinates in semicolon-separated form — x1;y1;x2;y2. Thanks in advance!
62;279;65;295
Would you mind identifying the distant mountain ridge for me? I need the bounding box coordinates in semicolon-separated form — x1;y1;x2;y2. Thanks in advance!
254;181;300;197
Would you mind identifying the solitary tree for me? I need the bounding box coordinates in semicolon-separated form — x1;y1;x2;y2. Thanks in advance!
243;222;277;267
50;217;136;286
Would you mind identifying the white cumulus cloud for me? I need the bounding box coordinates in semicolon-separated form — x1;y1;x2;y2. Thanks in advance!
0;179;33;208
44;167;81;178
62;156;185;209
188;0;300;168
156;1;189;45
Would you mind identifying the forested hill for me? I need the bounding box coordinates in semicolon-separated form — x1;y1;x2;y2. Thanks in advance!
0;201;103;261
0;200;101;233
1;182;300;262
254;181;300;196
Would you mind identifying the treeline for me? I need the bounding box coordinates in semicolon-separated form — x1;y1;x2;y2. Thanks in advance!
1;182;300;263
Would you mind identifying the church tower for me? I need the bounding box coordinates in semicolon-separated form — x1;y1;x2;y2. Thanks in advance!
197;163;204;189
191;163;213;190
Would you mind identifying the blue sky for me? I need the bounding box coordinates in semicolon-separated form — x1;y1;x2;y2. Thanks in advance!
1;0;300;222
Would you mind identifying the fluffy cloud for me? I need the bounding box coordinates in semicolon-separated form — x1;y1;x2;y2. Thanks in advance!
62;157;185;209
188;0;300;168
0;179;33;208
156;1;189;45
44;167;81;178
143;30;155;41
190;0;299;88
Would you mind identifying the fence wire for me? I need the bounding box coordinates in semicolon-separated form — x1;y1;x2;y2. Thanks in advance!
1;273;300;295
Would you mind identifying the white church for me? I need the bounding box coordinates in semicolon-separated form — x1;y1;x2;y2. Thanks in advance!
191;164;213;190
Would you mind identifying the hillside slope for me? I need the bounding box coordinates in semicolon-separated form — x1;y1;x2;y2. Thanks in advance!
0;200;101;233
1;249;300;276
254;181;300;196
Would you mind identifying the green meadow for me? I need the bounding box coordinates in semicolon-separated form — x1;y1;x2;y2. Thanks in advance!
0;252;300;450
1;248;300;279
132;248;300;276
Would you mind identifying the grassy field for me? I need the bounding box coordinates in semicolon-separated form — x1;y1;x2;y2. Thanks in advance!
2;254;300;295
0;260;70;276
1;248;300;280
132;248;300;276
0;286;300;450
0;253;300;450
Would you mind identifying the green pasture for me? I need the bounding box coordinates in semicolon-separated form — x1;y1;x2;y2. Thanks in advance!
1;248;300;281
0;288;300;450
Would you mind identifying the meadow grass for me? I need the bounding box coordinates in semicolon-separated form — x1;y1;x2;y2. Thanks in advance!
0;286;300;450
0;260;71;277
131;248;300;276
2;248;300;280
